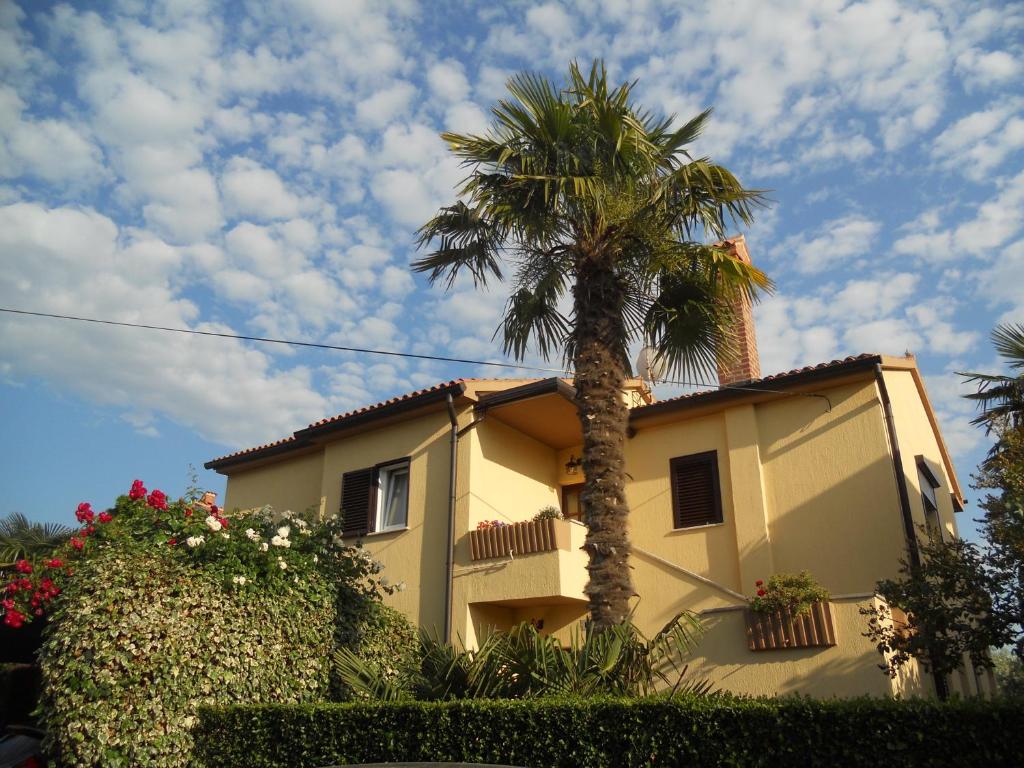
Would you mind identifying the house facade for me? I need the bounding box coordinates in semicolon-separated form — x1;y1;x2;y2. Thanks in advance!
206;243;991;700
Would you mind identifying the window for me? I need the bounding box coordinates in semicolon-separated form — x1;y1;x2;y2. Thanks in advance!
340;458;410;537
916;455;943;542
669;450;722;529
376;461;410;532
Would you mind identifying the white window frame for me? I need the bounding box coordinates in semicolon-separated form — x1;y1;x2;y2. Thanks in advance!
375;461;410;532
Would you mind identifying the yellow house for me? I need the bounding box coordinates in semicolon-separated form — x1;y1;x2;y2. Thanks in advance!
205;242;992;700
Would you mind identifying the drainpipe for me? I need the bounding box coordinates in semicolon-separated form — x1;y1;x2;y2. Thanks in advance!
875;364;948;700
444;393;458;645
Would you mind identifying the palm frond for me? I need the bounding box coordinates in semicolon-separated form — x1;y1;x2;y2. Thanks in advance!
412;202;505;288
0;512;73;567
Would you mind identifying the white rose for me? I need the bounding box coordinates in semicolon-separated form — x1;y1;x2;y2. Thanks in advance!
221;532;230;539
396;581;406;592
205;515;223;532
260;542;269;552
245;528;259;541
278;559;287;570
271;535;291;548
186;536;205;548
276;525;290;538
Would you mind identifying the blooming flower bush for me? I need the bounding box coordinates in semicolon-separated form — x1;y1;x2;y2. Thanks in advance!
749;571;830;617
4;479;399;768
476;519;508;530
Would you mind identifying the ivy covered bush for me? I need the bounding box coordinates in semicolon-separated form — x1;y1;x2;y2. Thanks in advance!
1;480;397;768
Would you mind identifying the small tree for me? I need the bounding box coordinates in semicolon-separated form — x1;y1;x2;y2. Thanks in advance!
861;532;1009;697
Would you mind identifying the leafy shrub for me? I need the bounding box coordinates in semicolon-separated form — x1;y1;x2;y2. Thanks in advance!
39;544;334;767
749;571;829;616
333;602;418;700
3;480;395;767
533;505;563;521
334;613;708;701
196;696;1024;768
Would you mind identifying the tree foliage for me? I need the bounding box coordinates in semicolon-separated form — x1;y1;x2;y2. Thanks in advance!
334;612;709;701
862;532;1009;685
415;59;771;628
0;512;72;570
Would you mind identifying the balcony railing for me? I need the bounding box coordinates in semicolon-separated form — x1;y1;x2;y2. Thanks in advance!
744;601;837;651
469;518;570;561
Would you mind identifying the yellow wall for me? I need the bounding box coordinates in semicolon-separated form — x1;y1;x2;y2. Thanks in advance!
223;451;325;517
319;410;455;633
882;369;960;541
467;417;561;528
756;380;908;592
217;367;968;700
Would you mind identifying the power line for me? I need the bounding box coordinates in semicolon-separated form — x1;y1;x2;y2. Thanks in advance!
0;306;571;375
0;306;830;407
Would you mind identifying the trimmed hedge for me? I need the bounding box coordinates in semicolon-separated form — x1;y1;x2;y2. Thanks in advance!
196;696;1024;768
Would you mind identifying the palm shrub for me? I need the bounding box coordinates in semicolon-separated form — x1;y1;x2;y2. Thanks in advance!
334;611;709;701
0;512;72;571
415;60;771;628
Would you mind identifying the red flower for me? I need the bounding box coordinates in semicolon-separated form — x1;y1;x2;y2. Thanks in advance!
129;479;147;500
3;609;25;628
33;609;43;617
75;502;95;524
46;558;63;568
146;489;168;510
218;515;228;529
167;538;177;546
70;536;84;551
14;560;32;574
1;599;13;610
98;511;113;524
757;588;767;597
6;583;18;594
18;579;31;590
184;507;193;517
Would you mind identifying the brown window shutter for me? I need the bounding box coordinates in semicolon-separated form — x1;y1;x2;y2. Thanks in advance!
669;451;722;529
340;468;377;537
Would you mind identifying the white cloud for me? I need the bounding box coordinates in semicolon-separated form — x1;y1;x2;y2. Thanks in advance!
932;102;1024;181
956;48;1021;89
427;60;470;103
776;215;881;274
356;81;416;127
221;157;302;221
0;202;333;446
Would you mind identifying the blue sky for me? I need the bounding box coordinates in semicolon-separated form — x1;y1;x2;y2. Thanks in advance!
1;0;1022;542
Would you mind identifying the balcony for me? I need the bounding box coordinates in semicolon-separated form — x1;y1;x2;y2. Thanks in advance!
458;518;588;606
469;517;570;561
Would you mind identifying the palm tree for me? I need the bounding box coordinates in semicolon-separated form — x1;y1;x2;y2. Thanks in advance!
0;512;73;569
962;323;1024;436
414;61;771;629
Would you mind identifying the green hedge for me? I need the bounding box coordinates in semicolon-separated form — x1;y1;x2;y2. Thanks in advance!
196;696;1024;768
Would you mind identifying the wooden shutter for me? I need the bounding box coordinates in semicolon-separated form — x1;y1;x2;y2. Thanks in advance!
340;468;377;537
669;451;722;529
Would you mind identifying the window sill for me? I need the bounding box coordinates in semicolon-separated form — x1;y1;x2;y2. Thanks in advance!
669;521;726;534
364;526;409;538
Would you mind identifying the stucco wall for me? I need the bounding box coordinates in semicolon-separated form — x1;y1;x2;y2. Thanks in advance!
223;451;325;517
320;410;454;633
882;368;960;540
756;379;909;592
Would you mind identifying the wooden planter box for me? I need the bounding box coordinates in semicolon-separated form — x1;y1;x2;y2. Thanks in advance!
744;601;836;651
469;518;569;561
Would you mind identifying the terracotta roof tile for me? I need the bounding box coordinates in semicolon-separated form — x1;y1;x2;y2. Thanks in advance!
206;377;541;469
634;353;881;411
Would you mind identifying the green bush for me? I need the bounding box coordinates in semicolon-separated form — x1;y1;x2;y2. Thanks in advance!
5;480;397;768
749;570;829;616
38;544;335;768
335;602;418;699
196;696;1024;768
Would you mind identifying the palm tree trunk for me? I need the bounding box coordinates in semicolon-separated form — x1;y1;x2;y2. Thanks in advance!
573;256;633;630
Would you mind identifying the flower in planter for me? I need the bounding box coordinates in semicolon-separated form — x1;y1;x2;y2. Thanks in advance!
749;571;829;617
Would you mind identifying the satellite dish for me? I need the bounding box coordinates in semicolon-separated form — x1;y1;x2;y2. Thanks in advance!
636;347;666;383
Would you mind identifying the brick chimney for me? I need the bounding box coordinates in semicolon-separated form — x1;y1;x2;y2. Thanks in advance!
716;236;761;386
